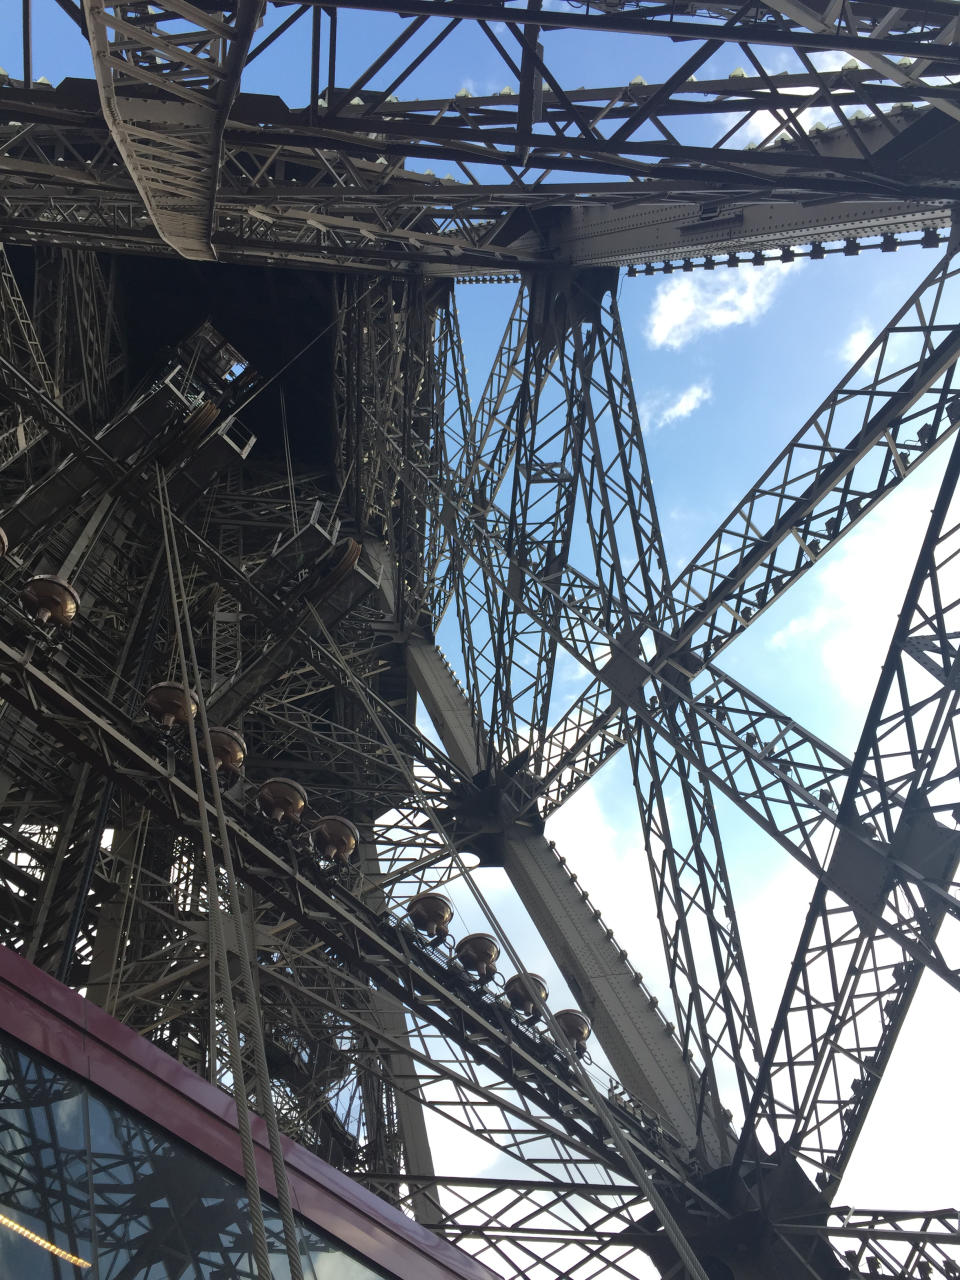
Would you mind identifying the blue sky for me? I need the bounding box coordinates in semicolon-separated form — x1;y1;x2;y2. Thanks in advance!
5;3;959;1266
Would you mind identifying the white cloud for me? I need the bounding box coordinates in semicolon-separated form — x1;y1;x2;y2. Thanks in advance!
839;322;918;384
646;264;800;350
423;1106;505;1178
640;381;712;432
767;601;832;652
767;466;945;711
660;381;712;427
740;104;837;146
811;50;864;73
841;322;875;366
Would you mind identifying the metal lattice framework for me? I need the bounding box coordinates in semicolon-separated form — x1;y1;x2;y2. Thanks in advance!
0;2;959;1279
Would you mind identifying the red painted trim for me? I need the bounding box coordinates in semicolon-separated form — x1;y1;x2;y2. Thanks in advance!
0;945;496;1280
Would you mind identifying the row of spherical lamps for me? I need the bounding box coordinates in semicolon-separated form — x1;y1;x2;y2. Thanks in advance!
138;696;590;1050
142;683;359;864
406;891;592;1057
12;573;588;1045
16;620;585;1045
142;696;589;1045
625;228;944;278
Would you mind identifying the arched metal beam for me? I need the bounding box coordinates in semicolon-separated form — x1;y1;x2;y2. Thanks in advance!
83;0;266;260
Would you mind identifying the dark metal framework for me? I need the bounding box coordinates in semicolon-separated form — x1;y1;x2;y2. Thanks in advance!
0;2;959;1278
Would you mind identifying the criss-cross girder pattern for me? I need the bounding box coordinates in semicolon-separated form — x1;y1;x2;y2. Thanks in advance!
0;3;959;1279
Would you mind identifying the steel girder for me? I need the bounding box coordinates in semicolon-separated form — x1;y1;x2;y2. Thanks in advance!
0;244;56;465
527;246;960;813
2;4;960;1277
0;507;627;1276
5;0;953;277
81;0;266;259
0;243;126;506
294;0;960;59
0;257;819;1269
777;1208;960;1279
31;246;126;425
669;253;960;662
735;428;960;1196
357;255;960;1267
385;266;960;975
0;276;954;1278
0;376;464;824
424;275;768;1161
0;292;706;1275
0;36;957;274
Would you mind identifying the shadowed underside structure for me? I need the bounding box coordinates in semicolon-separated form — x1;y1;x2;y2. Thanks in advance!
0;2;959;1277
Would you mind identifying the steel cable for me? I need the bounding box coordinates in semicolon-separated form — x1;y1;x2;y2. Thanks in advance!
159;466;306;1280
157;466;275;1280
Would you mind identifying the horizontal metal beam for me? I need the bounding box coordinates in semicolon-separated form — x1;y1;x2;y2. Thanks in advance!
299;0;960;63
1;70;956;273
545;198;953;270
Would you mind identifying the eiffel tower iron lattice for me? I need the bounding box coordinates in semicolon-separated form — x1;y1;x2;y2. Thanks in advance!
0;2;958;1278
